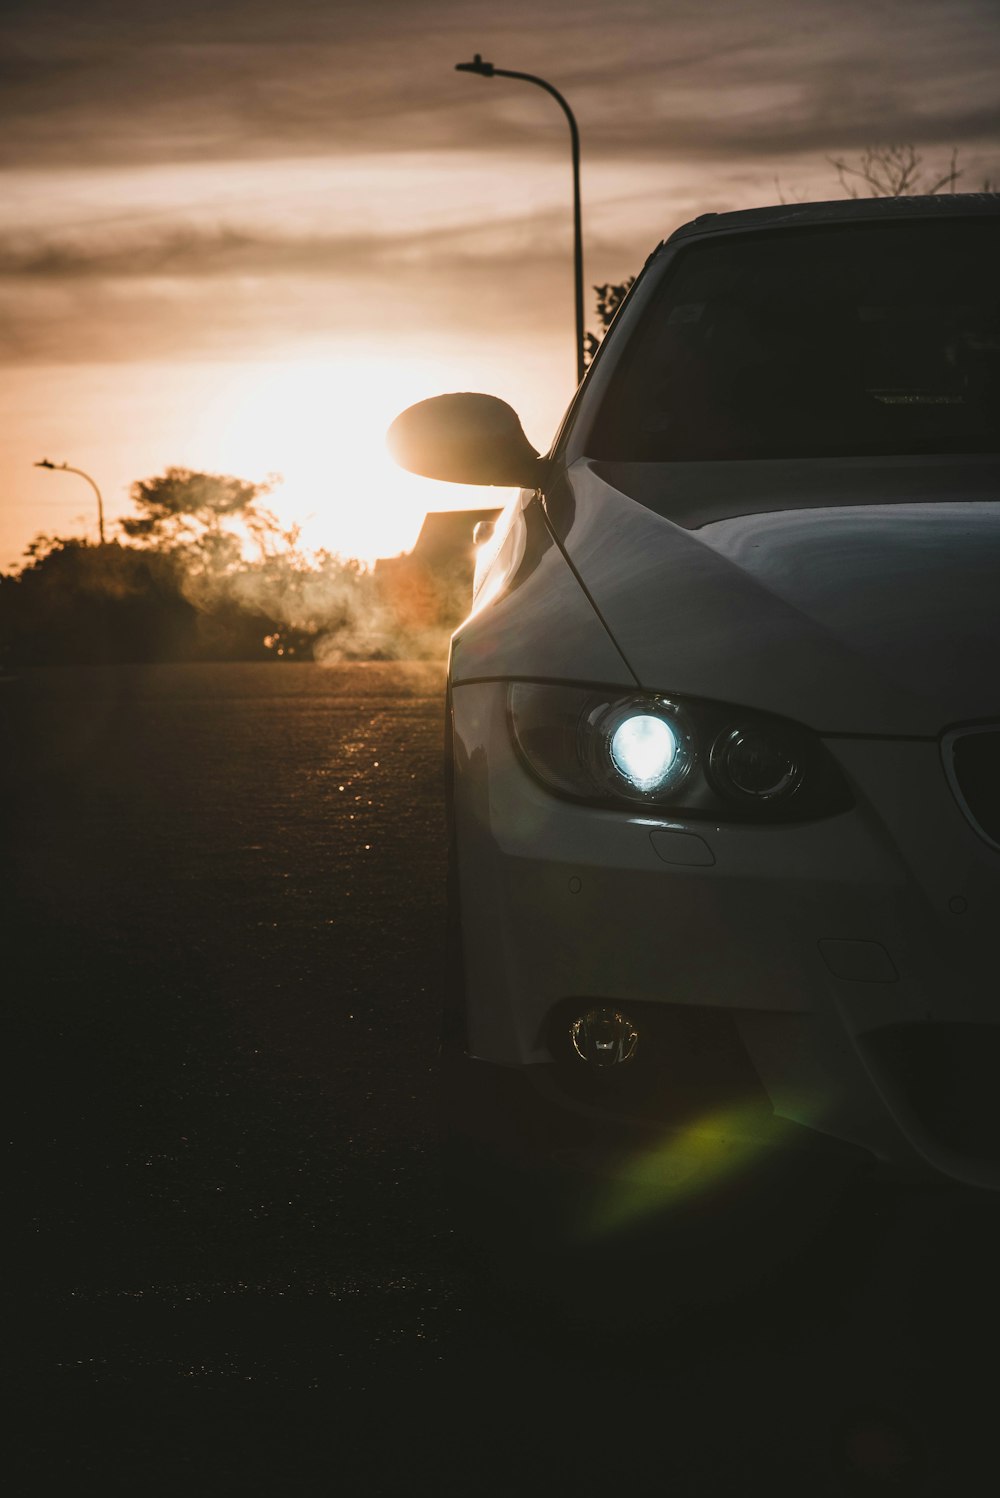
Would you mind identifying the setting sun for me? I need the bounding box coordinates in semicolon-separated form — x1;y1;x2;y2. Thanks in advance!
193;350;528;564
1;336;567;570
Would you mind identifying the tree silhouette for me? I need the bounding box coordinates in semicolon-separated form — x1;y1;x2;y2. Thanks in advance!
121;467;284;564
828;143;962;198
0;538;199;665
583;277;636;367
777;142;994;205
0;466;408;665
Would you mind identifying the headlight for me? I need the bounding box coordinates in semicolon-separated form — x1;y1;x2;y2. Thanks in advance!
508;682;852;822
708;724;804;805
582;694;694;802
610;713;681;790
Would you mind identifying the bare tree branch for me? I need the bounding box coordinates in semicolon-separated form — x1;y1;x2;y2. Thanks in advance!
828;143;967;199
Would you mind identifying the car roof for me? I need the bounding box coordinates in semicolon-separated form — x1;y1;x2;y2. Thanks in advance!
665;191;1000;246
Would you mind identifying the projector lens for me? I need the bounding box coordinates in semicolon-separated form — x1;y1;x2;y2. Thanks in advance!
610;714;678;791
709;725;803;804
588;696;694;802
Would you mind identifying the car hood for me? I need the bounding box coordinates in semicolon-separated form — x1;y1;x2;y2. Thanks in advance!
556;457;1000;735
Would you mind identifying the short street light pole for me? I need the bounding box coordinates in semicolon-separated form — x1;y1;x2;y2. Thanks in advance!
34;459;106;544
456;53;585;387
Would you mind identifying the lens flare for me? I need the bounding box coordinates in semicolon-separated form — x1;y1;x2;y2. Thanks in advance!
584;1101;779;1239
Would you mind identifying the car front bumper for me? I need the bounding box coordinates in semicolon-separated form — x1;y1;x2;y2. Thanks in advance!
451;680;1000;1191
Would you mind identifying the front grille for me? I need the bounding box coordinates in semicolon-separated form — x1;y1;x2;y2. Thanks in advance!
861;1023;1000;1162
944;727;1000;851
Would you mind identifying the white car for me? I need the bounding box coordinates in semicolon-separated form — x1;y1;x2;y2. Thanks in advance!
389;194;1000;1201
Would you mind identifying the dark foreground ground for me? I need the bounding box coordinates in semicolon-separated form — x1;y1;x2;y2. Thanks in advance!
4;663;998;1494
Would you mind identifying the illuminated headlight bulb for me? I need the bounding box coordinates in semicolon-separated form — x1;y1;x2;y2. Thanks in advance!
610;713;679;792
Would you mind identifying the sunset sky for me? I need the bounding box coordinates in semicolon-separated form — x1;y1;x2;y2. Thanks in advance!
3;0;999;566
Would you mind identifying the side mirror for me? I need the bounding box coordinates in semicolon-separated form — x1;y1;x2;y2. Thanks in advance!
387;393;543;488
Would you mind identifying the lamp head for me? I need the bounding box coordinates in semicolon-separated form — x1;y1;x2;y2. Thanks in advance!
455;53;494;76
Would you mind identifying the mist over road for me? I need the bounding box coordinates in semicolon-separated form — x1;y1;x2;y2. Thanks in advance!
4;663;997;1491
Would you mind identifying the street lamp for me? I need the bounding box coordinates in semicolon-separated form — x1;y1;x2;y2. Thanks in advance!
34;459;106;544
456;53;585;386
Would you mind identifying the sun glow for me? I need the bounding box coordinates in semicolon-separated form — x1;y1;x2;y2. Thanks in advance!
189;349;534;565
3;336;567;571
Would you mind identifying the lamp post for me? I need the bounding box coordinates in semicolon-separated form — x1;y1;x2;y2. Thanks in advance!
34;459;106;544
456;53;585;387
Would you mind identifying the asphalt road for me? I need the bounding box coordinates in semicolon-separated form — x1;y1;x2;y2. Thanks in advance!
4;663;998;1494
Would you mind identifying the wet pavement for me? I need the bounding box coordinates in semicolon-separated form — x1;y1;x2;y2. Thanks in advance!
5;664;998;1493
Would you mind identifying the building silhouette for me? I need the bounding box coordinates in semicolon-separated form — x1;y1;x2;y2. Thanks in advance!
374;508;502;634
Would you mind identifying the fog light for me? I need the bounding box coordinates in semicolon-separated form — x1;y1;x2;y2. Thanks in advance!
570;1007;639;1067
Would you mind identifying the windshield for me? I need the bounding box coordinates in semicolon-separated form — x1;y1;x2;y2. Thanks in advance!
588;219;1000;461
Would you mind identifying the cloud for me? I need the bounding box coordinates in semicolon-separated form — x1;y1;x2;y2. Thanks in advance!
2;0;998;169
1;0;998;369
0;191;588;280
0;220;589;364
0;225;394;280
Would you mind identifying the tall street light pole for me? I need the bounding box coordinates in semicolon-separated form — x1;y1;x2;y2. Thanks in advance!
456;54;585;387
34;459;106;544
